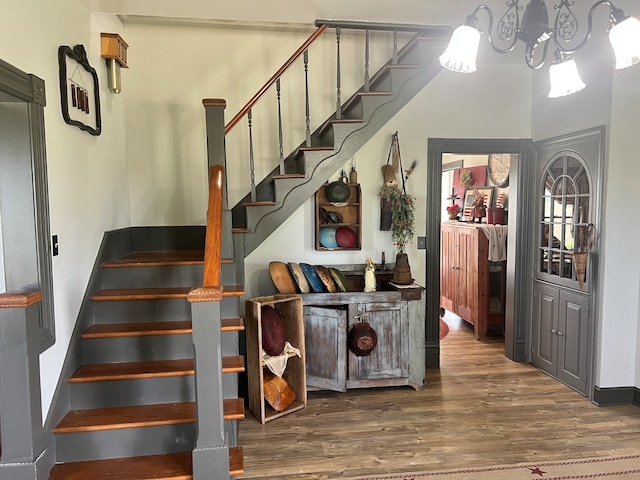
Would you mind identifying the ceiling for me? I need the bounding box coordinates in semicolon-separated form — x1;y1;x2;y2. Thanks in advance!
79;0;482;27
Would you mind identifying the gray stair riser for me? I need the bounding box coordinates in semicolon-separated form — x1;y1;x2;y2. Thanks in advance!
220;330;238;357
92;298;192;324
101;264;203;289
225;419;238;448
54;423;196;462
69;376;195;409
221;297;241;319
81;334;194;363
221;263;237;285
223;373;238;401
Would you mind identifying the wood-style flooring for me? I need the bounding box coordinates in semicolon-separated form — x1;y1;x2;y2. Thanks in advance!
237;316;640;479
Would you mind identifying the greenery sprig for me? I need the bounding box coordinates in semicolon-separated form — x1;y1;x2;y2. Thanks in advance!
379;183;415;253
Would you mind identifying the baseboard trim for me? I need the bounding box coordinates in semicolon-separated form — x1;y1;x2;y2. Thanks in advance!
592;386;640;407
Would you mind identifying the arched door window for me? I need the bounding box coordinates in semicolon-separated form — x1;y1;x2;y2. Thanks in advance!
537;154;592;290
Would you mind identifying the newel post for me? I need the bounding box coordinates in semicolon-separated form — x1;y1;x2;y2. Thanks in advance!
0;291;52;480
187;287;229;479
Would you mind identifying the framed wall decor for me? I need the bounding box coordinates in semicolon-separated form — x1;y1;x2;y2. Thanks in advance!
58;45;102;136
463;186;495;209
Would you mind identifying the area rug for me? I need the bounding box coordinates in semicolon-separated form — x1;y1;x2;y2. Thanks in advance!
341;454;640;480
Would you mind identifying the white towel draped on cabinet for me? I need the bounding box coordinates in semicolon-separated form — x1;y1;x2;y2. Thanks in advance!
479;225;509;262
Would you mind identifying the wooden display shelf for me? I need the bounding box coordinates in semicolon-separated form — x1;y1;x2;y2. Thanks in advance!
315;183;362;251
245;295;307;424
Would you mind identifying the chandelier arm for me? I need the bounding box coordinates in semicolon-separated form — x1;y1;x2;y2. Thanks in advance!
473;4;521;54
525;39;550;69
553;0;617;54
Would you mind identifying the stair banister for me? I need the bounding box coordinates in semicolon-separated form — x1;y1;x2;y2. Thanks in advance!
224;24;329;135
189;116;230;479
203;164;224;287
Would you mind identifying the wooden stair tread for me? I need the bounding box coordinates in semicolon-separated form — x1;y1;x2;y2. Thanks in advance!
101;250;204;267
230;446;244;477
272;174;305;179
55;399;244;433
92;287;192;301
358;90;392;96
81;318;243;338
91;286;245;301
69;356;244;382
82;321;193;338
47;448;243;479
298;145;334;151
241;201;276;207
221;317;245;331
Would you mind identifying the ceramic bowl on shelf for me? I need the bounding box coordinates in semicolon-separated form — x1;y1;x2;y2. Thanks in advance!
327;211;343;224
326;181;350;202
318;206;331;224
336;227;357;248
319;227;338;248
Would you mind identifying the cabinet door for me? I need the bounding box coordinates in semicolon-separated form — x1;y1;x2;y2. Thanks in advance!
348;302;408;383
454;227;477;322
303;306;347;392
440;224;455;312
556;290;589;394
531;281;559;374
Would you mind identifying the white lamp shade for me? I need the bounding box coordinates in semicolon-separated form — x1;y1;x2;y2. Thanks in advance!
548;57;586;98
439;25;481;73
609;16;640;69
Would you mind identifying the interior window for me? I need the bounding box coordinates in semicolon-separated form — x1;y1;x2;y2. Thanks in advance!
538;154;591;284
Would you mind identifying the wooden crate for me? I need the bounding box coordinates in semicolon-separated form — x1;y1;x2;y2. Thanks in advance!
245;295;307;423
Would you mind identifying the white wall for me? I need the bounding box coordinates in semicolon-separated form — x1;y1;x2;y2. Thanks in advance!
598;46;640;388
0;3;130;414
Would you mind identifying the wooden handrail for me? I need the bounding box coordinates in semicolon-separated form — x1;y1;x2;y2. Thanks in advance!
203;164;224;287
0;290;43;308
224;24;328;135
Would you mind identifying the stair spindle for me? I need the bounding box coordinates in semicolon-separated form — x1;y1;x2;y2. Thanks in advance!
248;109;256;202
276;78;285;174
392;28;399;64
364;29;370;92
335;27;342;120
304;50;311;147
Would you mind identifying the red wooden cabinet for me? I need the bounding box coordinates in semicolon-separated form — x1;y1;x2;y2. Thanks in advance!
440;222;505;341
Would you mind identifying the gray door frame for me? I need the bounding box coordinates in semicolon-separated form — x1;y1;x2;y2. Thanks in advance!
426;138;533;367
0;58;55;351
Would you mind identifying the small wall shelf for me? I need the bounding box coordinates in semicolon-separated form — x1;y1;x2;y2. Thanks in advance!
315;182;362;251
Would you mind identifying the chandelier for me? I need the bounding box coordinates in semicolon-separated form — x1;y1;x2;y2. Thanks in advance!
439;0;640;97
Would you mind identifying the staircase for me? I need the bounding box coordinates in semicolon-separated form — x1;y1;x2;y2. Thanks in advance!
225;25;449;255
47;224;245;479
41;22;449;480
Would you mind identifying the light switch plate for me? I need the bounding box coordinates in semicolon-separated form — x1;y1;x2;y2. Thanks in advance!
417;236;426;249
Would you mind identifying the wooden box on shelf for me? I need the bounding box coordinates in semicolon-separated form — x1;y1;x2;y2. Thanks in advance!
315;182;362;251
245;295;307;424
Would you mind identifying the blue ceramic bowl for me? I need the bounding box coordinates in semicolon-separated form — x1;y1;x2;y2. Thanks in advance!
319;227;338;248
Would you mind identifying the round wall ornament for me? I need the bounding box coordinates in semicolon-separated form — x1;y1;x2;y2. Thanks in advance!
488;154;510;187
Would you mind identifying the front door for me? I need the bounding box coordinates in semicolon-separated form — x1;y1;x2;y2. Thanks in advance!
530;127;604;396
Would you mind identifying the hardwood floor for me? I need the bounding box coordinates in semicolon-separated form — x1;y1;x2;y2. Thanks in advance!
237;316;640;479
